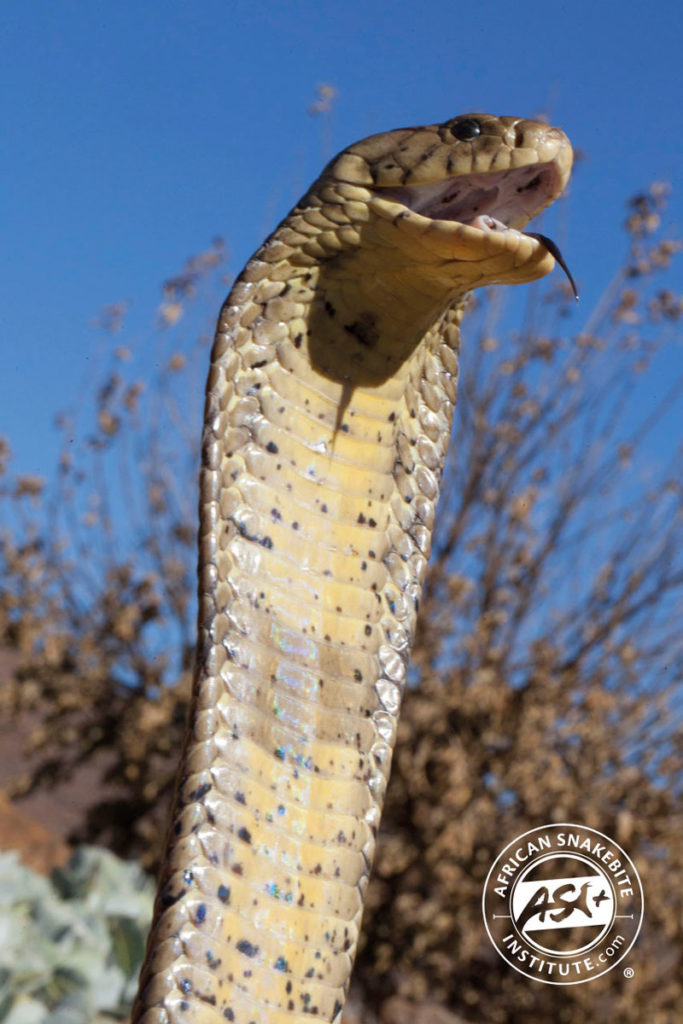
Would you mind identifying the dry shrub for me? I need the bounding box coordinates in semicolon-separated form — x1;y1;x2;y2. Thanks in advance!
0;239;227;860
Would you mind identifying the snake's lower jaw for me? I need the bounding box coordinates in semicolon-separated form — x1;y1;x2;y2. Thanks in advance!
455;224;577;296
368;199;562;292
465;225;560;287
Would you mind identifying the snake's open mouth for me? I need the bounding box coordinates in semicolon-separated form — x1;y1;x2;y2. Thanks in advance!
377;162;578;298
379;162;560;229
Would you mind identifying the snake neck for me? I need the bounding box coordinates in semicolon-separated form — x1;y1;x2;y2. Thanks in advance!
133;217;466;1023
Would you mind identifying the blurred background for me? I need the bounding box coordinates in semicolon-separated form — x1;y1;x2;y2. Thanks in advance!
1;2;680;1022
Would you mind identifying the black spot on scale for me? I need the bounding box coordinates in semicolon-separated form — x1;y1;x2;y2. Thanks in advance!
294;333;303;348
235;519;274;549
238;826;252;844
237;939;259;958
195;903;207;923
188;782;211;801
223;1010;235;1021
266;441;279;454
160;887;186;908
217;884;231;904
235;790;246;804
324;299;336;317
180;978;192;994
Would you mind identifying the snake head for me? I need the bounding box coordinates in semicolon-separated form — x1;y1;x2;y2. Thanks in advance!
323;113;575;297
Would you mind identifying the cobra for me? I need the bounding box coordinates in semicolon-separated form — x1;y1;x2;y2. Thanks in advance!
132;112;574;1023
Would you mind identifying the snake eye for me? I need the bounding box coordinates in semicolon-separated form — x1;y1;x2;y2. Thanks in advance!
451;118;481;141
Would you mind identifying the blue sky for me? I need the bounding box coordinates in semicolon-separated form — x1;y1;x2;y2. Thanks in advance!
2;0;681;478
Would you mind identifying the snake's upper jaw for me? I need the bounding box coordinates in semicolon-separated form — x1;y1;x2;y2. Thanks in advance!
381;161;564;231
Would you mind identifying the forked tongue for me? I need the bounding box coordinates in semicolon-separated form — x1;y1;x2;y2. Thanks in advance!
468;216;578;300
525;232;579;300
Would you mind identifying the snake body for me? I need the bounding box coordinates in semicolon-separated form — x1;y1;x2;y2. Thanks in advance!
132;113;573;1023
